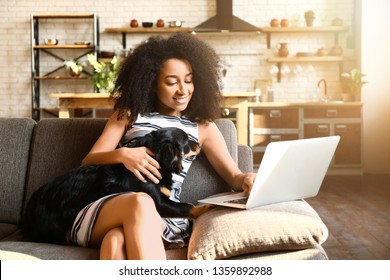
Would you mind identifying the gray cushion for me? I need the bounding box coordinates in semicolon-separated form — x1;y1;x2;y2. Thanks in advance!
23;118;107;211
181;119;242;204
0;118;35;224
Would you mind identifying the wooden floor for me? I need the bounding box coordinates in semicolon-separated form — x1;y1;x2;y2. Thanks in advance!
306;174;390;260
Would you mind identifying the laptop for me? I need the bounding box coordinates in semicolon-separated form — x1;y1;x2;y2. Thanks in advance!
198;136;340;209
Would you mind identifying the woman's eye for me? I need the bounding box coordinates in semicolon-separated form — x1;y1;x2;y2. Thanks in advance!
185;80;193;84
166;80;177;86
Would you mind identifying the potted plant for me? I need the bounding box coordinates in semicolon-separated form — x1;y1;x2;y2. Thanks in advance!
340;68;367;101
64;59;83;77
87;54;119;93
304;10;315;27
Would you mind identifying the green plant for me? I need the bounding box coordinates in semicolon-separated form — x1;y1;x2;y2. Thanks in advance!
304;10;316;20
341;68;367;94
64;59;83;75
87;54;119;92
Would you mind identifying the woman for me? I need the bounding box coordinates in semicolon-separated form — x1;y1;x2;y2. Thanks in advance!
72;32;256;259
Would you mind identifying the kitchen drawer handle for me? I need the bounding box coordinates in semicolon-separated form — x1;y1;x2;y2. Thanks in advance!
270;110;281;118
317;125;329;133
326;109;338;117
270;135;282;142
335;124;347;133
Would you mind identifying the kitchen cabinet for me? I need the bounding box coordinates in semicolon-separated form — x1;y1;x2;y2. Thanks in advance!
31;14;99;121
248;102;362;174
249;106;300;165
303;106;362;167
259;26;352;82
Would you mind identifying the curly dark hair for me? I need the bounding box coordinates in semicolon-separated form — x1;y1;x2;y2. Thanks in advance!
112;32;223;124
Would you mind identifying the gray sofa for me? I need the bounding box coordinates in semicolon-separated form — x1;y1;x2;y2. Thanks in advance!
0;117;328;260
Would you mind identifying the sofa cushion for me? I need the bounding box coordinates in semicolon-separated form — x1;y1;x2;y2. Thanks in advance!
23;118;107;211
0;118;35;224
181;119;241;204
0;241;99;260
188;200;328;260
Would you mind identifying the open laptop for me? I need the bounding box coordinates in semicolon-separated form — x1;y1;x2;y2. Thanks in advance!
198;136;340;209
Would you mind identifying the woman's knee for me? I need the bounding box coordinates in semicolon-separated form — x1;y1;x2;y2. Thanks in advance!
122;192;159;218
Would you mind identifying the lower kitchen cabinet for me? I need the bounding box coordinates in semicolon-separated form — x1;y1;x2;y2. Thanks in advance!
248;103;363;175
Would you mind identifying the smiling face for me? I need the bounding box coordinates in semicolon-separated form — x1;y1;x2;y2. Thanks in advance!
156;58;194;116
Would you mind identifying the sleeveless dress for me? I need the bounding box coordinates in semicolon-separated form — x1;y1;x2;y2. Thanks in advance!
70;113;199;248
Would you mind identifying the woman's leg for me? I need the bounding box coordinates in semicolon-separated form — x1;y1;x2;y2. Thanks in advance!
100;227;127;260
90;192;166;260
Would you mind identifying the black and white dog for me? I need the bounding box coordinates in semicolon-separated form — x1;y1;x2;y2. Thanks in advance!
23;127;211;244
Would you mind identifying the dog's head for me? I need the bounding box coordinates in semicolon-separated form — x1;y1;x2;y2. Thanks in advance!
137;127;200;174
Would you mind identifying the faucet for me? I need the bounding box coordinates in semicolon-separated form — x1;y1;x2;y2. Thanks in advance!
317;78;327;102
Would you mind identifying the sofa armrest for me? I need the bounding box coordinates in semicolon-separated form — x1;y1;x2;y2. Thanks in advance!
238;144;253;173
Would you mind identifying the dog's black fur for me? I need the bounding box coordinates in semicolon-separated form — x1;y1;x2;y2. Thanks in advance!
23;127;211;244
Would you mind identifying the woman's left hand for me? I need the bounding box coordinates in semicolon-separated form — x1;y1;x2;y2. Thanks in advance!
241;173;257;195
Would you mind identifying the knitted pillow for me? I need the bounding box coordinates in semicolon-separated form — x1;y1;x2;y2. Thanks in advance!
188;200;328;260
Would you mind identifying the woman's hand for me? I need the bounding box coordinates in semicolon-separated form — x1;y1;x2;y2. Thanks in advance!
119;146;162;184
240;173;257;195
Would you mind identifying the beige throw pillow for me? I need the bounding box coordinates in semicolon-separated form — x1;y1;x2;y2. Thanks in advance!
188;200;328;260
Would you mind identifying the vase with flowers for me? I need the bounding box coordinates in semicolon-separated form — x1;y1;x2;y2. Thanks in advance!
304;10;315;27
87;54;119;93
340;68;367;102
64;59;83;77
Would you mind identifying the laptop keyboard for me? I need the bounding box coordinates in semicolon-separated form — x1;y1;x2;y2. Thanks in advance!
223;197;248;205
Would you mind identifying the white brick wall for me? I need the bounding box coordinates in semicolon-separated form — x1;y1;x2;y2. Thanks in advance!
0;0;354;117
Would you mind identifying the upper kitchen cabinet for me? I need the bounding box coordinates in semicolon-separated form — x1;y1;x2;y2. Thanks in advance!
31;14;99;121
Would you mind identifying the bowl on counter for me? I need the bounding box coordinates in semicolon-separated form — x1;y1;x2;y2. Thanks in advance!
169;20;184;27
142;22;153;28
100;51;115;58
44;38;58;45
74;41;91;46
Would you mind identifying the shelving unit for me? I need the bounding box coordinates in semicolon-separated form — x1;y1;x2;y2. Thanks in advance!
31;13;99;121
260;26;352;82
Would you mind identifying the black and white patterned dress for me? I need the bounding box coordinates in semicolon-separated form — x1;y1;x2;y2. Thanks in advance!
70;113;199;248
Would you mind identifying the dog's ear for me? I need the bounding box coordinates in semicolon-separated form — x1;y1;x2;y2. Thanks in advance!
156;142;183;174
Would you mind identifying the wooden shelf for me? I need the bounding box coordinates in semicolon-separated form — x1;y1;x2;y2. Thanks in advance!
33;76;90;80
32;14;95;19
105;27;192;49
267;56;355;83
259;26;348;33
105;27;192;33
260;26;349;49
267;56;351;63
34;45;95;49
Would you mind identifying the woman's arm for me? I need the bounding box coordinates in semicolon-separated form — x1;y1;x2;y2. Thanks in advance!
82;111;161;184
199;122;256;193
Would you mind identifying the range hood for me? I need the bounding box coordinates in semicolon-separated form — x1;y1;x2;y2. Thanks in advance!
193;0;260;32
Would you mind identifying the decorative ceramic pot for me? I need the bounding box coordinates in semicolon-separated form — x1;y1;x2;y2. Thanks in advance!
69;68;81;77
270;19;279;27
277;43;289;57
341;93;356;102
156;19;165;27
280;19;289;27
130;19;139;28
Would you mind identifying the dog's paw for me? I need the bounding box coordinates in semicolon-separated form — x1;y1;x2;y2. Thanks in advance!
189;204;215;218
160;186;171;197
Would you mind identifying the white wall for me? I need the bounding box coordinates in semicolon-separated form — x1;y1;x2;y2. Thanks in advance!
361;0;390;174
3;0;388;174
0;0;354;116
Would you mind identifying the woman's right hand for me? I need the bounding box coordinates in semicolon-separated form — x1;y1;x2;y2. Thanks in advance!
119;146;162;184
